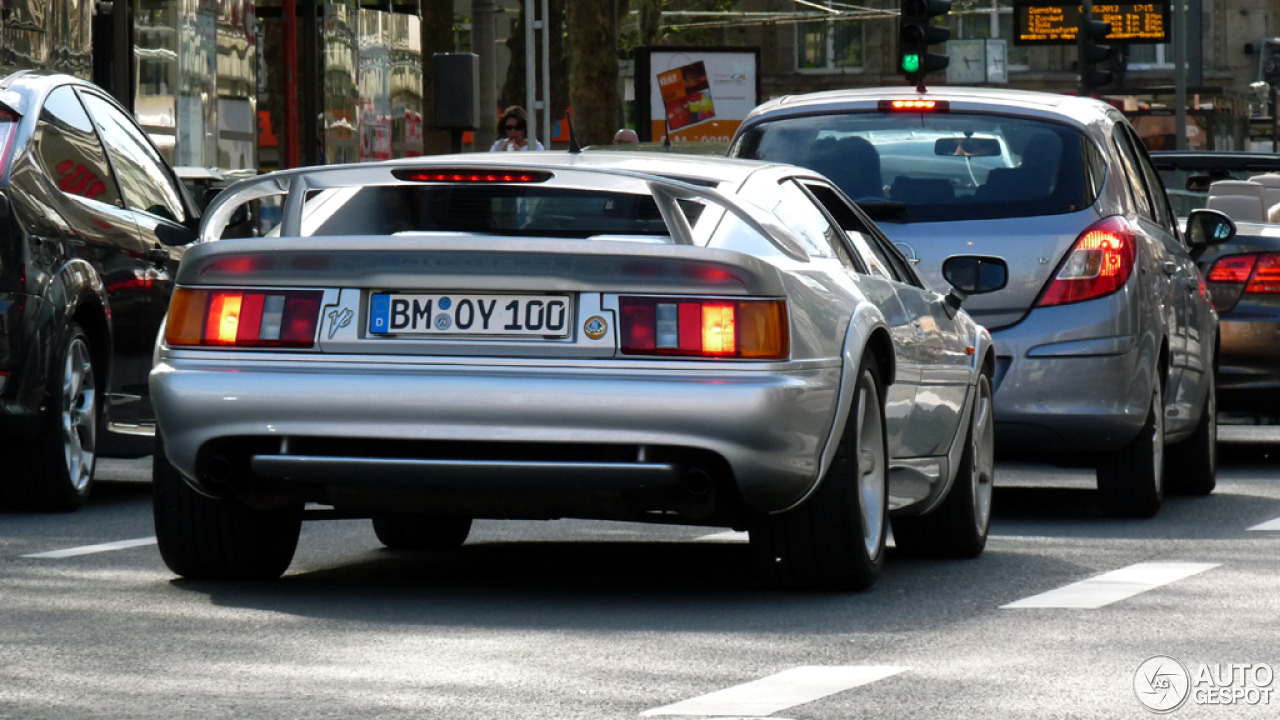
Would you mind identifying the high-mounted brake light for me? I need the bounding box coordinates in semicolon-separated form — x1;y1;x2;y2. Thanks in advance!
166;288;323;348
878;99;949;112
1208;252;1280;295
619;296;788;359
1036;216;1136;307
391;168;552;184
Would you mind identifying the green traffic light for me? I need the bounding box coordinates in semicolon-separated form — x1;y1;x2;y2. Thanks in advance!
902;54;921;73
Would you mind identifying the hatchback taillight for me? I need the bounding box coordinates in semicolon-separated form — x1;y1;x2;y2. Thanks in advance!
165;288;323;348
1036;216;1136;307
1208;253;1280;295
618;296;788;359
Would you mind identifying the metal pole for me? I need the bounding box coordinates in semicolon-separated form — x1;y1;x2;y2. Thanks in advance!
524;0;537;146
1174;0;1187;150
541;0;551;149
283;0;299;168
302;0;319;166
474;0;498;151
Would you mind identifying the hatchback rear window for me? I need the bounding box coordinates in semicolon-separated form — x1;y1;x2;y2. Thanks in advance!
733;112;1103;223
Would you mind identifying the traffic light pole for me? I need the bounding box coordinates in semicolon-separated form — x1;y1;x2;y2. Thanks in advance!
1076;0;1089;97
1173;0;1188;149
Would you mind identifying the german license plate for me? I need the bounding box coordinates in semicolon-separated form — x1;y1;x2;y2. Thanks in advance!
369;293;572;336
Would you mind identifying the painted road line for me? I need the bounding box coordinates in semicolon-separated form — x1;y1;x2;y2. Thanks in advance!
640;666;909;717
1001;562;1219;609
695;530;748;542
1248;517;1280;531
22;537;158;559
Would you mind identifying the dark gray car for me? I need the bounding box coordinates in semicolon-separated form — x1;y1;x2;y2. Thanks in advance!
730;86;1234;517
0;72;200;510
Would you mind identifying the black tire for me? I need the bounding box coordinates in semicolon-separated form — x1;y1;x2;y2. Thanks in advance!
892;369;995;559
7;322;99;511
749;350;888;592
372;515;473;551
1097;380;1164;518
153;435;302;580
1165;369;1217;496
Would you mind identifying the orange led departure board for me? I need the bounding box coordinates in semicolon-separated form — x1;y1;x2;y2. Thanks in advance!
1012;2;1170;45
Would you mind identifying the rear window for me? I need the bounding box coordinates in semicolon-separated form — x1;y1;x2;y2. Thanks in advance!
293;185;705;239
733;111;1103;223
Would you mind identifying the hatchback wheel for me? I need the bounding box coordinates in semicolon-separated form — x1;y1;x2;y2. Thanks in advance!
153;434;302;580
373;515;473;551
749;350;887;591
1097;380;1164;518
892;369;994;558
1165;370;1217;496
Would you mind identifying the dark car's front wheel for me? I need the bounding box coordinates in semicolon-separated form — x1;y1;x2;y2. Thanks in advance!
749;350;888;591
153;435;302;580
5;322;98;511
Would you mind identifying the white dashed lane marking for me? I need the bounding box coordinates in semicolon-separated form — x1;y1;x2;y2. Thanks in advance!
22;537;158;559
1000;562;1219;609
640;666;909;717
1248;517;1280;531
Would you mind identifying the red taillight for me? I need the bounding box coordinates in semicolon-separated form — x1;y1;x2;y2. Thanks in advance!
1209;253;1280;295
1036;216;1136;307
618;296;788;359
1207;254;1256;284
166;288;323;348
878;99;950;112
391;168;552;184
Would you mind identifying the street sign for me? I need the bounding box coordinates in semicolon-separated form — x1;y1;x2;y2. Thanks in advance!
1013;2;1170;46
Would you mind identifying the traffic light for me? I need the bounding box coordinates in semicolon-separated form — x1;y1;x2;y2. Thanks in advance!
899;0;951;90
1078;9;1115;94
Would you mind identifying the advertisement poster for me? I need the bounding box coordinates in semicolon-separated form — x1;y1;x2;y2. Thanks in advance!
638;48;760;144
658;61;716;131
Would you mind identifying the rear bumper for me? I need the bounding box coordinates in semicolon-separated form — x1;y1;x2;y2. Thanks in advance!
990;331;1153;455
1217;316;1280;410
150;353;841;515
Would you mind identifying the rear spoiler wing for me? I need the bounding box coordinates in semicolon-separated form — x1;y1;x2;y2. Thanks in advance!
200;161;810;262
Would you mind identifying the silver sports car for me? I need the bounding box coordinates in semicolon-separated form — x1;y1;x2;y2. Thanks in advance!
150;151;1004;591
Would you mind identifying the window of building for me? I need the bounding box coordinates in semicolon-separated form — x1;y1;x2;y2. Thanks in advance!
1124;43;1175;68
948;1;1028;70
796;1;863;72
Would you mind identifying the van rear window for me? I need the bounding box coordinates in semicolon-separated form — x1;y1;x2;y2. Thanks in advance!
733;112;1103;223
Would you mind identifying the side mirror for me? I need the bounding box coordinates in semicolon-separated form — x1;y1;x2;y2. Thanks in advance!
941;255;1008;318
1184;208;1236;252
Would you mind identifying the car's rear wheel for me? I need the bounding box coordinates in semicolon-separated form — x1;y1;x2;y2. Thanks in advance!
6;323;98;511
153;435;302;580
372;515;473;551
1097;380;1164;518
892;369;994;558
1165;370;1217;496
749;350;887;591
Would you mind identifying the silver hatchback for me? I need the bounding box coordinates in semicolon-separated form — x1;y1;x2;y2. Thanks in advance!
730;86;1235;517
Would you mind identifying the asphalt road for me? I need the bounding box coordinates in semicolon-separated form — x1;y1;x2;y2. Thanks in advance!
2;446;1278;719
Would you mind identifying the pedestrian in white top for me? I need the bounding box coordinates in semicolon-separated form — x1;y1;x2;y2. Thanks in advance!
490;106;545;152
